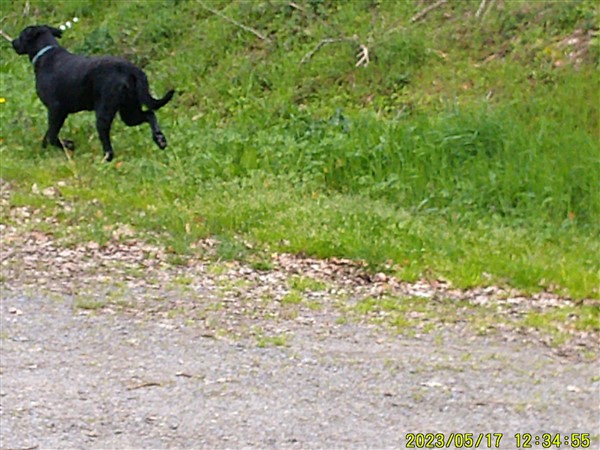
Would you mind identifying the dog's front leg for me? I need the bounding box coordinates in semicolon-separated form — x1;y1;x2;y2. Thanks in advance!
43;108;75;151
95;107;117;162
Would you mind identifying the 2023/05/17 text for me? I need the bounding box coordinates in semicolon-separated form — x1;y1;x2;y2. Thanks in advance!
404;432;592;448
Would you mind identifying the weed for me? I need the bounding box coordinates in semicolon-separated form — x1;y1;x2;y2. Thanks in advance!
306;300;323;311
335;316;348;325
281;291;303;305
172;276;194;286
215;236;251;262
288;275;327;292
249;259;273;271
523;305;600;335
256;334;289;348
205;263;229;276
74;298;106;310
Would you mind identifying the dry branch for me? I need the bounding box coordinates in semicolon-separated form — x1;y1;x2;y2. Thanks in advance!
301;37;369;67
126;381;162;390
301;38;347;64
355;44;369;67
197;0;270;42
475;0;488;18
0;28;13;42
475;0;495;19
288;2;306;12
410;0;448;23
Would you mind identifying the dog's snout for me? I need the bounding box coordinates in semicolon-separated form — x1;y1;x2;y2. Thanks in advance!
12;38;24;54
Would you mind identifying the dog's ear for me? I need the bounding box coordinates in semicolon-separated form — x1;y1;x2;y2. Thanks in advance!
45;26;63;38
21;26;43;41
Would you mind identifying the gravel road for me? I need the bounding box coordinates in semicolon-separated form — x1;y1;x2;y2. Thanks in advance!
2;288;598;450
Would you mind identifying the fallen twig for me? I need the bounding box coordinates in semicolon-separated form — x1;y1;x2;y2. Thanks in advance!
301;37;347;64
175;371;193;378
355;44;369;67
5;446;39;450
301;37;369;67
288;2;306;12
0;28;13;42
410;0;448;23
475;0;488;18
197;0;270;42
475;0;495;19
126;381;162;390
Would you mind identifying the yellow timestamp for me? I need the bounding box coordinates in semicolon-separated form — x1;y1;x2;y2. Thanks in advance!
514;433;591;448
405;433;504;448
404;432;592;448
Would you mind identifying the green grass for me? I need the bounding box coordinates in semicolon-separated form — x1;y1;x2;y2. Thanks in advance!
74;297;106;311
1;0;599;299
288;275;327;292
281;291;303;305
523;305;600;334
352;295;600;339
255;328;290;348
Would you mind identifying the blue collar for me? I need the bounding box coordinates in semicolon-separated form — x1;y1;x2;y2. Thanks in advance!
31;45;55;66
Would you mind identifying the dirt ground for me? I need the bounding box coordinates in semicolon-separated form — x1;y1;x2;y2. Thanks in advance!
1;209;599;449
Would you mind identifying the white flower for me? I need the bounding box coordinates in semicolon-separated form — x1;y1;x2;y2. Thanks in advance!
73;17;79;23
65;21;72;28
59;24;66;31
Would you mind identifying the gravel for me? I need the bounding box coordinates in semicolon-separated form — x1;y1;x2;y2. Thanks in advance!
2;288;598;450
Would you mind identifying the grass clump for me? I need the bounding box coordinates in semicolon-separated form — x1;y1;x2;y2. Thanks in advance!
254;328;290;348
74;298;106;311
523;305;600;335
281;291;303;305
288;276;327;293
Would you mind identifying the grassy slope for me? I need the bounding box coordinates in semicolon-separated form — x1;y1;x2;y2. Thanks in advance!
0;0;598;298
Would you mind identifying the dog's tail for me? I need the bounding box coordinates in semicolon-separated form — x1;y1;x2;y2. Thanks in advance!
134;69;174;111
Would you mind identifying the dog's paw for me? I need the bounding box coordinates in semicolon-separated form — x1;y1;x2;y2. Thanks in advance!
62;139;75;151
153;132;168;149
103;152;114;162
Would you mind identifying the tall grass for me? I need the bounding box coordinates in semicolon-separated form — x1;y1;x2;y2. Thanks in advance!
168;69;598;226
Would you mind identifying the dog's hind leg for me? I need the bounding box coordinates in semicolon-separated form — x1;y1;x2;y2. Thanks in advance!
146;112;168;149
43;108;74;151
120;107;168;149
95;105;118;162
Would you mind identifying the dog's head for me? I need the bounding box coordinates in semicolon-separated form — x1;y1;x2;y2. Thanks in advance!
12;25;62;56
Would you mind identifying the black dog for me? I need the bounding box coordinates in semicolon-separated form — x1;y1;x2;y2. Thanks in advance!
12;25;174;161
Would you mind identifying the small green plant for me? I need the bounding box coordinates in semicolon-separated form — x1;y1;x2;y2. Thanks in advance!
306;300;323;311
253;326;290;348
74;298;106;310
256;334;289;348
523;305;600;334
288;275;327;292
249;259;273;271
281;291;303;305
215;236;250;262
172;275;194;286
